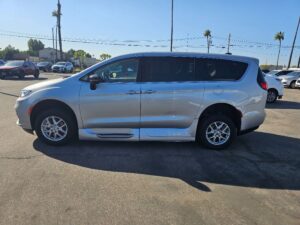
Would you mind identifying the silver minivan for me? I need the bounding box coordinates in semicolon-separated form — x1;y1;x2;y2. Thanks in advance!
15;52;267;149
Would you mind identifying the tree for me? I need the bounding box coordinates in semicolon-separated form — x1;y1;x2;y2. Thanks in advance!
203;29;212;53
99;53;111;61
274;31;284;69
74;50;87;68
52;0;63;60
1;45;19;60
28;39;44;56
86;53;92;58
66;49;75;59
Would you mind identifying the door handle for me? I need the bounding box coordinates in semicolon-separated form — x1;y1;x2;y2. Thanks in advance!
143;90;156;94
126;90;140;95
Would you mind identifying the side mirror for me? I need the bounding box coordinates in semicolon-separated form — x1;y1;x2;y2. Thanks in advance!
89;74;101;90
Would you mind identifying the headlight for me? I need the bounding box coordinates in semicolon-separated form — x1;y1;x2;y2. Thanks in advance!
20;90;32;97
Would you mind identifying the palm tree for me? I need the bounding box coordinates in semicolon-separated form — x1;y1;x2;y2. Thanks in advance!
274;31;284;69
203;30;212;53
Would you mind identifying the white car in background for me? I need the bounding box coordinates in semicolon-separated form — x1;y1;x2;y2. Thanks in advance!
295;77;300;88
264;73;284;103
278;71;300;88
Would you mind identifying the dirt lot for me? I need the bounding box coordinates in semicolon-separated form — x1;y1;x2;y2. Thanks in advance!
0;73;300;225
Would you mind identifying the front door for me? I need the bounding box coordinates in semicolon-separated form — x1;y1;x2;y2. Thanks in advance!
79;58;141;140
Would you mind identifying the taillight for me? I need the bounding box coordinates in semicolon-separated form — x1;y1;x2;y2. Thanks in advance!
257;68;268;91
260;81;268;90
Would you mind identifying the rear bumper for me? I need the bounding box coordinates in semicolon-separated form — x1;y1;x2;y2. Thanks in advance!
238;126;259;136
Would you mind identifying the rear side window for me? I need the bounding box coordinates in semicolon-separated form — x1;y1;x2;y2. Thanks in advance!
141;57;195;82
276;70;293;76
195;58;248;81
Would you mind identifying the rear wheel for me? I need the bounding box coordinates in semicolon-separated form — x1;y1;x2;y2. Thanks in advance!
267;89;278;103
34;70;40;79
34;109;77;145
290;81;296;89
197;114;237;150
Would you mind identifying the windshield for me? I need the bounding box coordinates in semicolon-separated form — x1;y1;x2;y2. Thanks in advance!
38;62;49;66
4;61;24;67
55;62;66;65
267;70;279;75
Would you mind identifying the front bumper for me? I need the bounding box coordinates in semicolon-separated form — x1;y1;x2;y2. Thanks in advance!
16;119;34;134
15;98;33;130
52;67;64;72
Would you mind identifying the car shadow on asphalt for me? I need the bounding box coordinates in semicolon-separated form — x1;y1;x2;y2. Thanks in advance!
266;100;300;110
33;131;300;192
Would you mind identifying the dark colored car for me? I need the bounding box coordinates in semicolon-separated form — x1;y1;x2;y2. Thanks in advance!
0;61;39;79
261;69;270;74
0;60;5;66
37;61;52;72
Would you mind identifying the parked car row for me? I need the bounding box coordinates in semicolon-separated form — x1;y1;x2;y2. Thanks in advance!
267;69;300;89
0;60;75;79
0;60;39;79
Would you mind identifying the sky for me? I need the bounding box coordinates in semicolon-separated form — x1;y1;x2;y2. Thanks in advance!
0;0;299;66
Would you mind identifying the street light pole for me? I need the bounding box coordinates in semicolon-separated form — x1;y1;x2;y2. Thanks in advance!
287;16;300;69
170;0;174;52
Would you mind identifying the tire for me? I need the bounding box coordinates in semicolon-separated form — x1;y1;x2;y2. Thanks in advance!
267;89;278;103
34;109;77;146
18;71;25;79
290;81;296;89
34;70;40;79
197;114;237;150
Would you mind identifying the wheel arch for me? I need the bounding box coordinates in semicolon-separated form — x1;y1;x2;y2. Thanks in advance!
30;99;78;131
197;103;242;134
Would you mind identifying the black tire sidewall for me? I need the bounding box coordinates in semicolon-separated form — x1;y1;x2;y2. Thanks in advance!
34;109;77;145
290;81;296;89
267;89;277;103
198;114;237;150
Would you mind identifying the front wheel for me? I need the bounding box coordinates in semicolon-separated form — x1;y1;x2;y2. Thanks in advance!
34;109;77;145
18;71;25;79
34;70;40;79
197;115;237;150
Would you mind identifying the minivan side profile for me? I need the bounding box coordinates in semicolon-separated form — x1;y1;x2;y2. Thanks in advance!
15;52;267;149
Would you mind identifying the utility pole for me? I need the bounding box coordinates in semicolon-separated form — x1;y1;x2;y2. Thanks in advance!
55;26;58;61
170;0;174;52
287;16;300;69
298;55;300;68
52;27;55;50
227;33;231;54
57;0;63;60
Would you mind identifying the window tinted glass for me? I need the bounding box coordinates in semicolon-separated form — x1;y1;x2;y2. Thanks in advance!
277;70;293;76
195;58;248;81
142;57;195;82
88;59;139;82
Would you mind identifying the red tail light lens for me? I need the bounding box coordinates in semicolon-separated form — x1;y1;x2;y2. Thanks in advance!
257;69;268;91
260;82;268;90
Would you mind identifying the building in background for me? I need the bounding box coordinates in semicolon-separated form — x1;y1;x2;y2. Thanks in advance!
39;48;65;62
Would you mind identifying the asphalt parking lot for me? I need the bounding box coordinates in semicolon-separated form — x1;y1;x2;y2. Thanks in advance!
0;73;300;225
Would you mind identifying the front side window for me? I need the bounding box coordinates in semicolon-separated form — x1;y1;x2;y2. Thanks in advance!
195;58;248;81
141;57;195;82
86;58;139;82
